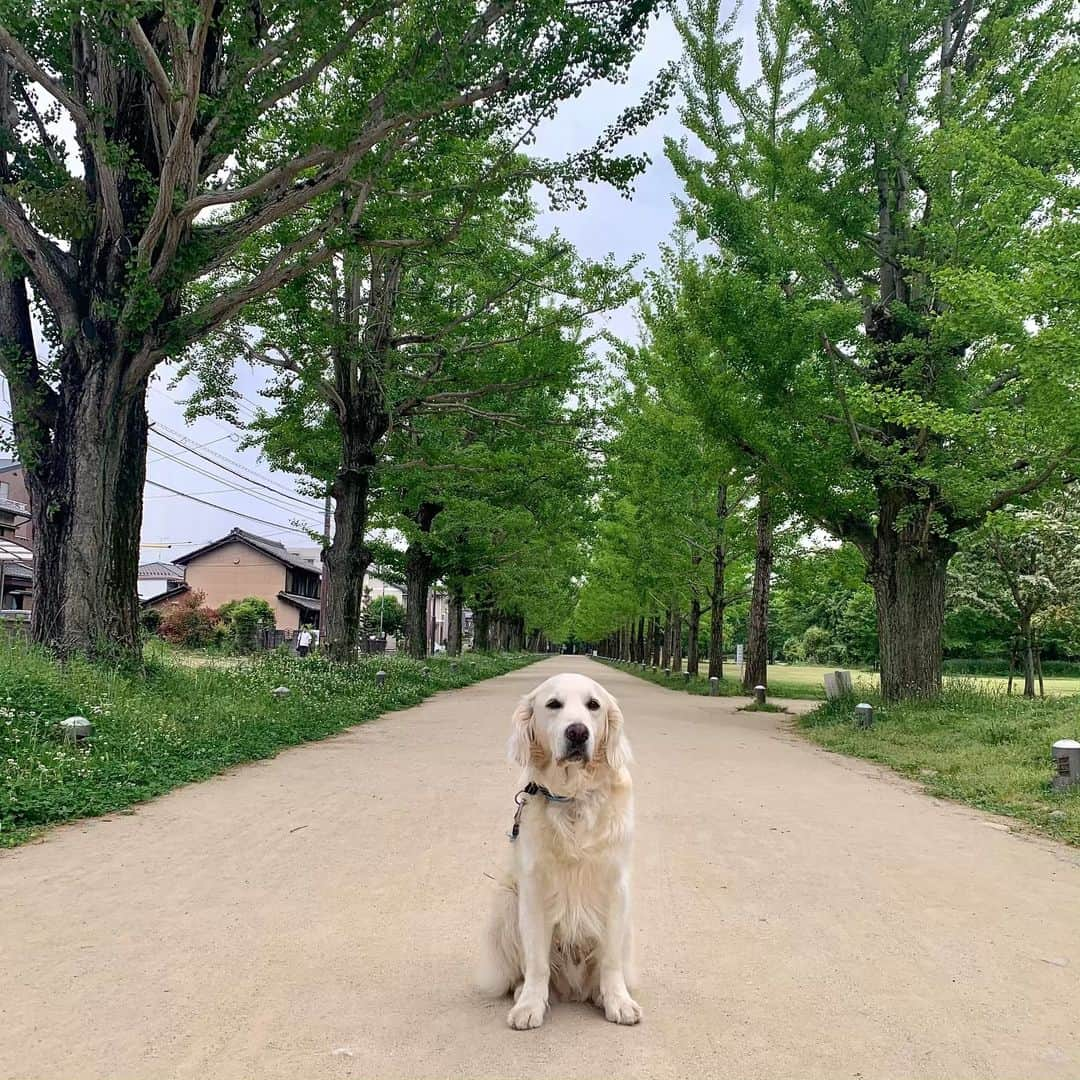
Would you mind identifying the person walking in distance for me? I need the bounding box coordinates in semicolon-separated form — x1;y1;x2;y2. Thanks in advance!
296;627;313;658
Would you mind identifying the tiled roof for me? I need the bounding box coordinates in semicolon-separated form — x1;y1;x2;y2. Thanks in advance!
278;592;321;613
138;561;185;580
177;528;321;576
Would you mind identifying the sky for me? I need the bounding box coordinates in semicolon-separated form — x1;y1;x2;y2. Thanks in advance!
2;5;757;566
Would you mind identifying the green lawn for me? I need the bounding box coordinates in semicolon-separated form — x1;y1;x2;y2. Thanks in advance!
763;662;1080;698
799;687;1080;846
605;657;1080;700
0;642;537;847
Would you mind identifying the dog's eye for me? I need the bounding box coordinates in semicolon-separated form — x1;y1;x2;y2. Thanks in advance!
586;698;600;711
546;699;563;710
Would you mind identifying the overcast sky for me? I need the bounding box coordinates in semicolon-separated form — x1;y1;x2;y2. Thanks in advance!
4;5;758;564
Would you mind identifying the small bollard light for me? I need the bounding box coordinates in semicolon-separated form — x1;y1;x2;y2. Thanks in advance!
683;671;691;684
59;716;94;744
421;666;430;677
855;702;874;728
1051;739;1080;790
709;676;719;697
753;685;766;705
271;686;290;699
376;670;387;688
663;668;671;678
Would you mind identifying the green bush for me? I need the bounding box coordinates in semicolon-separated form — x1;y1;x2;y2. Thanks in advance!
218;597;276;652
365;595;405;638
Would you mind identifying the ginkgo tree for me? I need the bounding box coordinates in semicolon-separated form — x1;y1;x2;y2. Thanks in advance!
0;0;665;655
663;0;1080;700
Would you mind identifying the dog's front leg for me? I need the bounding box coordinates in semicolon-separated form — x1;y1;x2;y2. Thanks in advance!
507;869;552;1030
598;871;642;1025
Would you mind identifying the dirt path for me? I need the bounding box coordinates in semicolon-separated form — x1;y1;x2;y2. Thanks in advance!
3;656;1078;1080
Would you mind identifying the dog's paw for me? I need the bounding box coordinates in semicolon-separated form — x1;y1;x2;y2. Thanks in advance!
603;993;642;1026
507;995;547;1030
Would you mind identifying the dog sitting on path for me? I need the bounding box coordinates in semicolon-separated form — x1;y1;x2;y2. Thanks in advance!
479;672;641;1030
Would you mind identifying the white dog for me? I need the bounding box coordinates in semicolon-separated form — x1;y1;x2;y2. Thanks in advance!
479;672;641;1030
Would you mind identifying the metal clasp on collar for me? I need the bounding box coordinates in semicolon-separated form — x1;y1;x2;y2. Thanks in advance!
508;782;572;841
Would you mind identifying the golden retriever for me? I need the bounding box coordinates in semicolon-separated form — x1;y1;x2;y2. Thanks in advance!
479;672;641;1029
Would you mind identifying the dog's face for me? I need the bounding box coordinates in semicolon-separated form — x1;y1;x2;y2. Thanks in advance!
508;672;631;772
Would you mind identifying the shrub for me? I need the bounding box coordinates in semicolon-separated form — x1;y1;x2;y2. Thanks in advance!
365;594;404;638
158;590;219;648
799;625;833;664
139;608;162;634
218;597;276;652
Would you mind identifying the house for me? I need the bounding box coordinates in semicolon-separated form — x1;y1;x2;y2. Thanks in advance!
142;527;321;629
137;561;186;600
0;460;33;544
0;536;33;613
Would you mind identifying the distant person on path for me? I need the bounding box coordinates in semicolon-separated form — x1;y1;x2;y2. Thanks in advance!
296;628;313;657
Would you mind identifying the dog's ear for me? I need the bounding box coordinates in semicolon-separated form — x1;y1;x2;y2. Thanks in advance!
603;693;632;771
507;693;535;767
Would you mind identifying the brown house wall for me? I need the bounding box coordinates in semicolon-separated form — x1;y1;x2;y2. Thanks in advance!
181;541;298;629
0;466;32;543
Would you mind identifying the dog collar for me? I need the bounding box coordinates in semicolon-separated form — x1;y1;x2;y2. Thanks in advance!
509;781;572;841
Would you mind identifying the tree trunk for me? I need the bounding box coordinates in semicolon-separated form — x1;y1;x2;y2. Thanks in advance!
1021;617;1036;699
403;502;441;659
28;359;148;657
648;615;660;666
636;615;645;663
869;512;952;702
708;483;728;680
661;608;672;670
321;437;378;661
672;607;682;673
473;603;492;651
743;489;773;691
447;591;463;656
687;598;702;675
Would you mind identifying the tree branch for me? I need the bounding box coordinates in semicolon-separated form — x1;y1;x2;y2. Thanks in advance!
0;192;78;331
0;25;89;128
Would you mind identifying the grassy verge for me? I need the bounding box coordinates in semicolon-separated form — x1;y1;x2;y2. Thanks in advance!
798;682;1080;846
0;643;537;848
593;657;825;700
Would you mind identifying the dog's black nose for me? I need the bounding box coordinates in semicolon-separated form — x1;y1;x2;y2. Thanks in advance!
565;722;589;746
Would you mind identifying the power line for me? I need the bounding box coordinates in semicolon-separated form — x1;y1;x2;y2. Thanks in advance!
144;480;317;533
148;422;321;512
146;436;322;519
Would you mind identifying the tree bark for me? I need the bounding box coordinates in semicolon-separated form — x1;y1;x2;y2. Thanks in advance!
447;590;463;656
672;606;682;673
868;505;952;702
661;608;672;670
403;501;441;659
708;482;728;680
742;488;773;691
1021;617;1036;699
687;597;702;675
473;603;492;651
27;357;148;656
321;438;378;662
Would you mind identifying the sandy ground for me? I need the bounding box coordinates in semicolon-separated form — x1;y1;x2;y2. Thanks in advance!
3;656;1079;1080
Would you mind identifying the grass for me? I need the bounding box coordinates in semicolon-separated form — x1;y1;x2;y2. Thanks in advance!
768;662;1080;698
798;682;1080;846
0;642;537;848
594;657;826;700
600;657;1080;700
